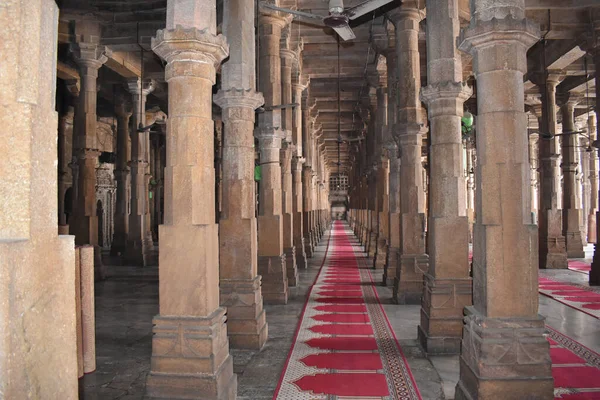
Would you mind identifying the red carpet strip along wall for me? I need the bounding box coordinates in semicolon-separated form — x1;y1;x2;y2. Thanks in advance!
274;221;421;400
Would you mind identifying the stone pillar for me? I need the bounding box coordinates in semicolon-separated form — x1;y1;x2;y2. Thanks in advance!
560;95;585;258
111;99;132;256
536;74;568;268
389;4;429;304
303;165;315;257
70;36;109;245
293;156;307;268
58;105;74;234
280;47;298;285
529;133;539;220
466;145;475;242
146;1;236;397
589;113;598;244
0;0;77;396
292;75;308;269
592;48;600;284
580;132;590;244
455;1;553;398
125;78;155;265
214;0;268;351
386;151;401;285
256;10;289;304
418;0;473;355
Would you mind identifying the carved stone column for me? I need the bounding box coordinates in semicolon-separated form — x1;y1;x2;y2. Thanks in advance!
0;1;77;396
560;95;585;258
466;145;475;242
389;4;429;304
125;78;155;265
292;74;308;269
418;0;473;355
280;47;297;285
589;113;598;244
111;100;132;256
579;131;590;244
146;1;236;397
256;9;289;304
70;38;109;245
455;1;553;398
58;105;75;234
534;73;568;268
592;48;600;284
214;0;268;351
529;132;540;219
302;165;314;257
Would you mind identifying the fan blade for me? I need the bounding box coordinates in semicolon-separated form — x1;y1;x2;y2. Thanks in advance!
333;24;356;41
261;4;323;21
343;0;396;20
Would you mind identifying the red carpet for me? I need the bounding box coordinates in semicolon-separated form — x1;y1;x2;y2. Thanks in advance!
539;277;600;320
569;261;592;274
549;326;600;399
273;221;422;399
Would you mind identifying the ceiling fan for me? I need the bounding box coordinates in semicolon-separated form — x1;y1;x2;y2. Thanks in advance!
262;0;396;41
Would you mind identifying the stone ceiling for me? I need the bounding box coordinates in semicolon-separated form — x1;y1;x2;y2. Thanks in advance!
56;0;599;174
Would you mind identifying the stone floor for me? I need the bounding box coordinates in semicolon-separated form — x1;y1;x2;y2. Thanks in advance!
80;228;600;399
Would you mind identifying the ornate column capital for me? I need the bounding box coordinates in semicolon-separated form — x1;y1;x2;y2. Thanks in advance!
152;27;229;83
126;77;156;97
214;89;264;110
420;81;472;117
70;43;111;71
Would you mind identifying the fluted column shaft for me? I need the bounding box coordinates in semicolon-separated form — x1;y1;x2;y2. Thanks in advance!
418;0;472;355
455;1;552;398
589;113;598;244
293;80;308;267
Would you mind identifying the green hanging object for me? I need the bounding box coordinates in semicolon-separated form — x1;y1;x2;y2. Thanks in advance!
254;165;261;181
462;112;474;128
149;191;153;199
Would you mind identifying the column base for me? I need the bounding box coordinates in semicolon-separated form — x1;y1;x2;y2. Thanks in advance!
258;254;288;304
541;240;568;269
382;246;397;286
367;231;377;259
145;310;237;400
373;238;387;269
418;274;472;355
588;214;596;244
565;231;585;258
295;238;308;269
220;276;268;350
393;253;429;304
58;224;70;235
124;238;151;266
304;236;314;258
284;246;298;286
110;232;128;257
454;307;553;400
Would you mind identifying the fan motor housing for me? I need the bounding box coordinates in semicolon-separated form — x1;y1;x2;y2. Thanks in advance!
324;14;349;27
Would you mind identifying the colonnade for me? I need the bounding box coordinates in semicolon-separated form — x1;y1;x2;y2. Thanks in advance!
2;0;599;399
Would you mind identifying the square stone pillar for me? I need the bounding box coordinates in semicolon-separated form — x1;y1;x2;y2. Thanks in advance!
111;100;132;256
0;1;77;396
69;34;110;246
418;0;473;355
146;2;236;397
302;166;315;257
256;10;290;304
560;95;586;258
592;49;600;285
389;4;429;304
455;1;553;398
588;114;598;244
213;0;268;351
530;75;568;268
125;78;156;266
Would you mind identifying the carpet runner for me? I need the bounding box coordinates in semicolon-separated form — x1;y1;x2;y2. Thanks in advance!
539;277;600;320
273;221;421;399
549;326;600;399
569;261;592;274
